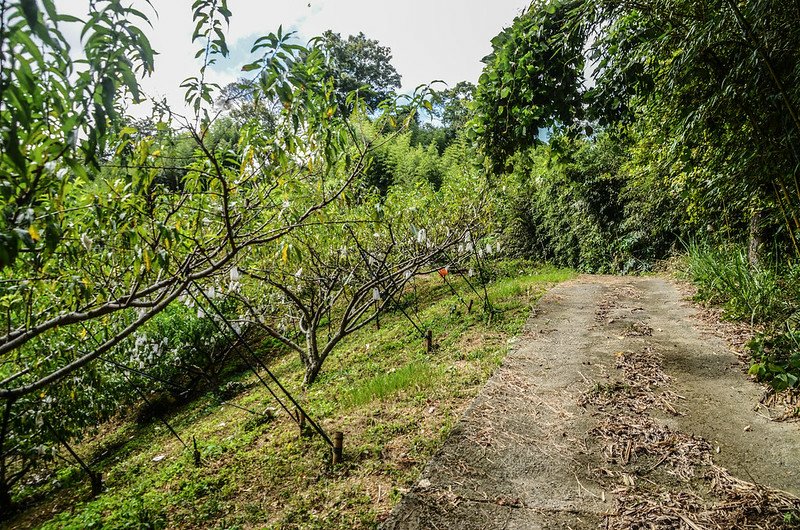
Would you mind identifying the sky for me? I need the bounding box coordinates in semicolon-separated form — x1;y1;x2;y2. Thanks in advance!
61;0;532;116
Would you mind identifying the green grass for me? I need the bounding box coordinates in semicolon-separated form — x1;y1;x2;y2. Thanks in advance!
342;362;443;408
8;261;575;530
685;241;781;324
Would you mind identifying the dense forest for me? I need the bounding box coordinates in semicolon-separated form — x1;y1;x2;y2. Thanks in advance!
0;0;798;527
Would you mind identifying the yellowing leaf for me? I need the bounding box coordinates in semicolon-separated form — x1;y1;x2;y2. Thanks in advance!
282;244;289;264
28;225;41;241
143;249;151;271
240;148;254;173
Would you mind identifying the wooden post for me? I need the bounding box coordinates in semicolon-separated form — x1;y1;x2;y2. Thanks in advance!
193;436;201;467
467;299;474;313
298;408;309;437
425;330;433;353
90;471;103;497
375;302;380;330
332;431;344;465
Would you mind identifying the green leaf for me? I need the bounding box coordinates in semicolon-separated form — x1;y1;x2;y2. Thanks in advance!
43;221;62;253
120;64;141;102
101;77;116;118
20;0;40;30
6;123;27;176
241;61;261;72
127;26;155;71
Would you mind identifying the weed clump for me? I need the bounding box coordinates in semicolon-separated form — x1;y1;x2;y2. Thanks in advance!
686;242;800;393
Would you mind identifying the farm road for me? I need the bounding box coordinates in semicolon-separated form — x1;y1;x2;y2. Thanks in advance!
382;275;800;529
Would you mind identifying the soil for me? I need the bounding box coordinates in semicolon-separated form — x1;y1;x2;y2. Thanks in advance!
381;275;800;529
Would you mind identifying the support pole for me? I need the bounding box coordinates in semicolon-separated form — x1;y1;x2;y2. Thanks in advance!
332;431;344;465
298;408;309;438
90;472;103;497
45;421;102;498
190;283;333;448
193;436;202;467
425;330;433;354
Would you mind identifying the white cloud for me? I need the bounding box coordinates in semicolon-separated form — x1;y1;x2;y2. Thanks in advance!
55;0;531;117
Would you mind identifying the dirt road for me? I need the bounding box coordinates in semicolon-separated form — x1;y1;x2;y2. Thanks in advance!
382;276;800;529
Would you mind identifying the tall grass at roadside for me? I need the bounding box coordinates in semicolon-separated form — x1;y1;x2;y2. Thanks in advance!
685;242;800;392
686;242;781;324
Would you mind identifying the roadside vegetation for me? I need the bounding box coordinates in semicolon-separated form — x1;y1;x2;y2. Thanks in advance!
685;244;800;392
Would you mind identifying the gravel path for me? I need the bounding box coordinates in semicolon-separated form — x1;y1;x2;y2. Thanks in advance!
382;275;800;529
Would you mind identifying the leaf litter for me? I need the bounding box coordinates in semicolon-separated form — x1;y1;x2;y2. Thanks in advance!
580;320;800;529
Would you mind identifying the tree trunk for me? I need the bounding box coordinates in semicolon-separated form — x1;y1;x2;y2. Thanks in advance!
303;359;322;386
0;399;13;517
748;209;763;267
0;481;12;518
303;329;322;386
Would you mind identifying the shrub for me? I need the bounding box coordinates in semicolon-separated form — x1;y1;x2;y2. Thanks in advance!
123;299;243;399
748;330;800;391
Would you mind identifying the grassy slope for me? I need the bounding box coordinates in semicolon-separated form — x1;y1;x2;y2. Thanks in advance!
8;263;574;530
